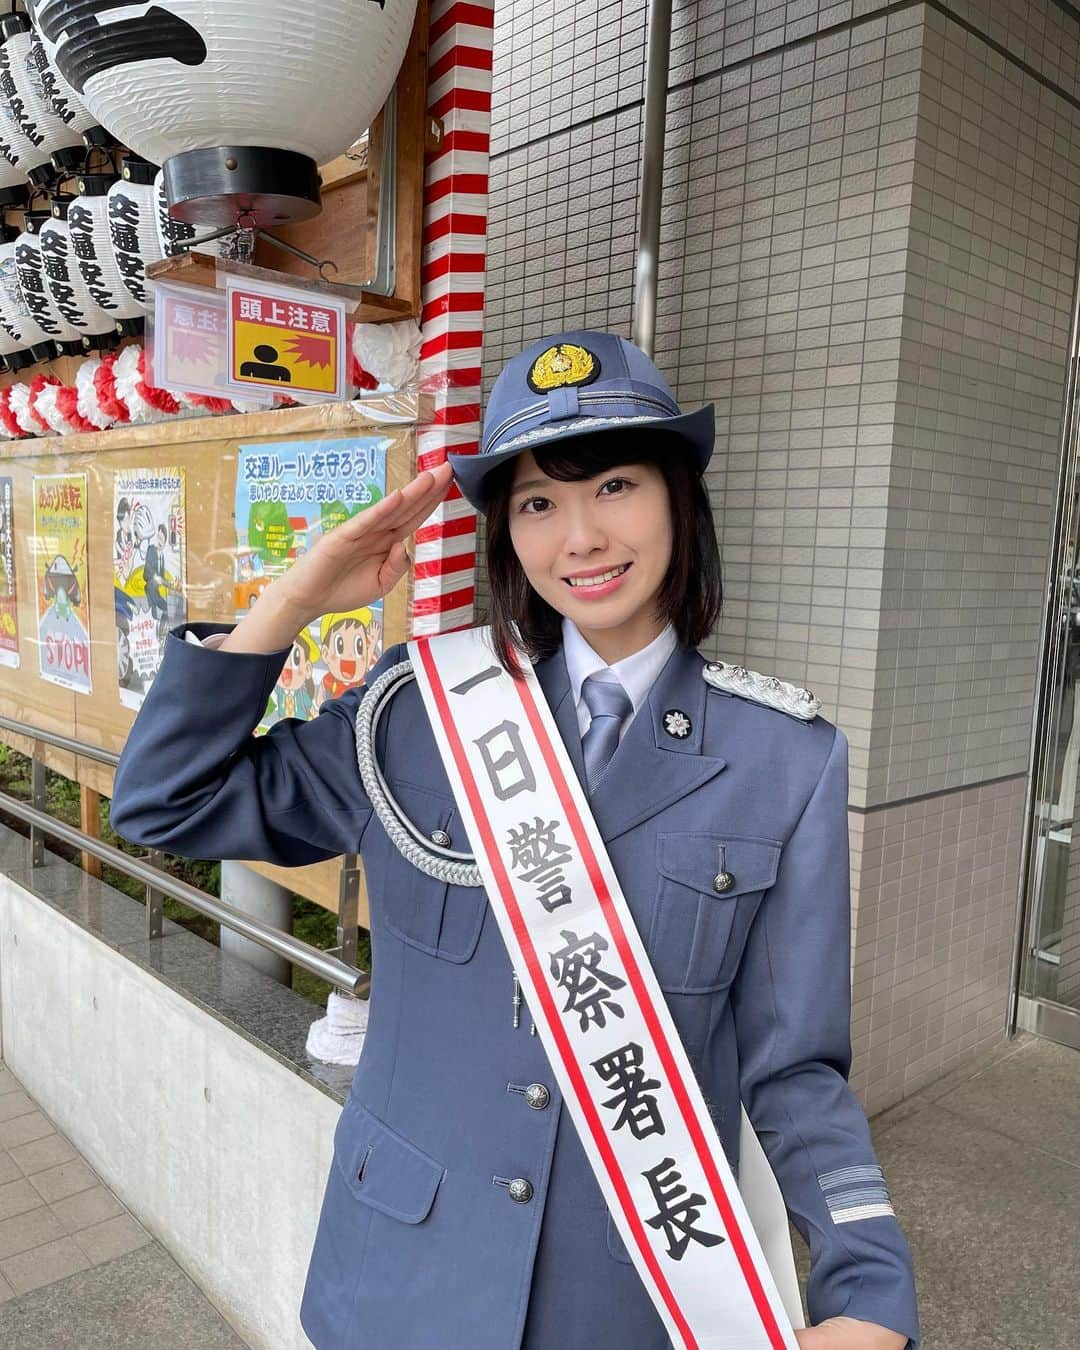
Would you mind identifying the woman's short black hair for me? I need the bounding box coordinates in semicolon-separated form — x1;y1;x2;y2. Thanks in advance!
480;427;723;677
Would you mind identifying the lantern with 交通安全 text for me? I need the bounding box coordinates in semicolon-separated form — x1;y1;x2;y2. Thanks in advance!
30;0;419;228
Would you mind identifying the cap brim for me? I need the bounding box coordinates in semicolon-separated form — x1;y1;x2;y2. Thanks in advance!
447;403;715;514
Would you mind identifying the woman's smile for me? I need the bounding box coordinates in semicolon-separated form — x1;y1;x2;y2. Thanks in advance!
508;450;673;663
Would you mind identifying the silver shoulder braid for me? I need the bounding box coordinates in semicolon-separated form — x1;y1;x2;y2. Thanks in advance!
353;659;482;884
702;660;821;721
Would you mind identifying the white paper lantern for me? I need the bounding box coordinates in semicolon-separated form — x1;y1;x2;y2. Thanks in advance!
14;212;83;354
0;12;82;179
0;238;57;362
39;197;119;347
108;158;164;314
69;173;144;334
0;300;33;373
153;165;237;261
27;18;109;151
33;0;418;226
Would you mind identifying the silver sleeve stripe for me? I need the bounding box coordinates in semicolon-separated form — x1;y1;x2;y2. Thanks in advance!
829;1202;897;1225
817;1164;896;1224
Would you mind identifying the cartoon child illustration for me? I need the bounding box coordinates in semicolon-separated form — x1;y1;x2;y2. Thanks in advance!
314;607;381;710
274;629;318;722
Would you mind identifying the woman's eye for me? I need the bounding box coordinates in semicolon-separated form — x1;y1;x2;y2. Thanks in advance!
518;479;630;514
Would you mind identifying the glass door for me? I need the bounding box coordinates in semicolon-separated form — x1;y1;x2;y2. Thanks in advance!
1015;325;1080;1047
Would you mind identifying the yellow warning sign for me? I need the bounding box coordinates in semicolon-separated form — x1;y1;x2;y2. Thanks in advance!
227;285;345;399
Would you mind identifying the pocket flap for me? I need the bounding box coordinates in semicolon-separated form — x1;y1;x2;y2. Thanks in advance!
656;832;782;897
333;1098;445;1224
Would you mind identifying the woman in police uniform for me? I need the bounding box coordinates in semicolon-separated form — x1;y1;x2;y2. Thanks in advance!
111;330;919;1350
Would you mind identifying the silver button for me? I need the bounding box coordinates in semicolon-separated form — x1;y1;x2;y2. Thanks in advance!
524;1083;550;1110
508;1178;534;1204
713;871;736;893
430;829;451;847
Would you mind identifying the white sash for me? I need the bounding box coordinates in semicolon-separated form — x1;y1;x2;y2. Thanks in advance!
408;627;802;1350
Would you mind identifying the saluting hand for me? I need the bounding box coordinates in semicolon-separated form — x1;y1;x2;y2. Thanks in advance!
795;1317;908;1348
275;461;455;624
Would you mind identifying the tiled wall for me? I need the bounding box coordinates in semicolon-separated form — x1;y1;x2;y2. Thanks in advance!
479;0;1077;1110
849;775;1026;1108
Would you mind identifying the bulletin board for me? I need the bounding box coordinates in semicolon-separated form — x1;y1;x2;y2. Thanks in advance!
0;398;424;921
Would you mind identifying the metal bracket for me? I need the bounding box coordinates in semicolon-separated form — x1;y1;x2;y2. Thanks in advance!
145;848;166;939
29;748;45;869
327;852;371;997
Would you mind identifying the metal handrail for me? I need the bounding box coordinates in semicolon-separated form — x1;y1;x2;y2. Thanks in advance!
0;715;367;996
0;715;119;766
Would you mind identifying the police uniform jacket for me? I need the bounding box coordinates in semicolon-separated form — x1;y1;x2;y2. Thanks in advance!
110;617;920;1350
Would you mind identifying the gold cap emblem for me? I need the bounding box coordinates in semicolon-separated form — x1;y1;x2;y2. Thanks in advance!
527;343;600;393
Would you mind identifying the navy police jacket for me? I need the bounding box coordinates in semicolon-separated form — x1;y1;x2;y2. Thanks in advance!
110;623;920;1350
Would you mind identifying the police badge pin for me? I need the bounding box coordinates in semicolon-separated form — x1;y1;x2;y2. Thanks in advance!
662;709;691;739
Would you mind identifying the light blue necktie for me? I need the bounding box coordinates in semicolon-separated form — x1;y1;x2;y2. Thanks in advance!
581;673;633;796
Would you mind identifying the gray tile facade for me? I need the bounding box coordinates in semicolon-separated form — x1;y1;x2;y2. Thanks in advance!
480;0;1076;1110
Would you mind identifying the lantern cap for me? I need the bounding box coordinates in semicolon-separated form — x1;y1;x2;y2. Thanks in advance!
23;211;50;236
3;349;33;373
82;126;113;151
51;147;85;174
120;157;159;187
163;146;322;230
76;174;118;197
0;12;29;40
115;317;144;339
49;197;71;221
0;184;28;210
27;163;58;189
29;341;56;364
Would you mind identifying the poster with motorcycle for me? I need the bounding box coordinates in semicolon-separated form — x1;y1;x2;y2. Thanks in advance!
234;437;387;734
114;468;187;710
33;473;92;695
0;476;18;670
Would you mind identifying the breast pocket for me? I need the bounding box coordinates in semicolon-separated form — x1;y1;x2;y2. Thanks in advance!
648;832;782;994
382;782;487;963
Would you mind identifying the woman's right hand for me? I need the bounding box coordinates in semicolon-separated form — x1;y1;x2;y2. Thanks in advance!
274;461;455;623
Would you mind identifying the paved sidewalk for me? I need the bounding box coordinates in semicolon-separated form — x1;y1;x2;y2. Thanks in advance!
850;1033;1077;1349
0;1034;1076;1347
0;1056;249;1349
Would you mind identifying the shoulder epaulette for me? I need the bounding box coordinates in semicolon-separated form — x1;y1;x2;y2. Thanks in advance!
702;660;821;721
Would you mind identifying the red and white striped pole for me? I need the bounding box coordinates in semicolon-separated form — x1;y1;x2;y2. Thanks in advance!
409;0;494;637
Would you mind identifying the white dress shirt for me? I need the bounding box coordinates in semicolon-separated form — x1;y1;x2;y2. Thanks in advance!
186;616;678;746
560;615;676;744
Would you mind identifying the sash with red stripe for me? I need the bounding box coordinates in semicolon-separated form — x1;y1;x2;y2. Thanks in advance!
409;627;799;1350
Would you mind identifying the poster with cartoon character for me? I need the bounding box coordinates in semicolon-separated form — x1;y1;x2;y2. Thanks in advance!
114;468;188;710
0;476;18;669
235;437;387;734
33;473;91;694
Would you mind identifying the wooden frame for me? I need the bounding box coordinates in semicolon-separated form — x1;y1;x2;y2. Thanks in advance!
0;401;427;924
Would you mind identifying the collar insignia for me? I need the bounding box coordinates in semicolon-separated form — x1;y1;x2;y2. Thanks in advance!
663;709;691;739
703;661;821;721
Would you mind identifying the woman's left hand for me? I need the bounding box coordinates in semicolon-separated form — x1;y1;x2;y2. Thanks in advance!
795;1316;908;1348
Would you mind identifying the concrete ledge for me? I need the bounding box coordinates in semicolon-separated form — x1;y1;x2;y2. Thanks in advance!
0;822;350;1350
